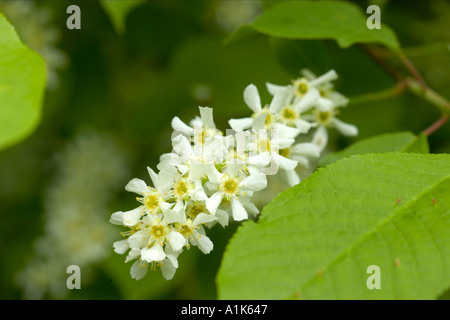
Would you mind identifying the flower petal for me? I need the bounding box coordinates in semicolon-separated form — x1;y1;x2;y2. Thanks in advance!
290;142;321;158
204;164;222;184
172;133;192;153
244;202;259;217
193;212;218;225
147;166;159;188
247;152;271;167
125;248;141;263
280;169;300;187
161;260;177;280
125;178;148;195
228;117;253;131
265;82;286;96
122;207;143;227
113;240;128;254
141;244;166;262
163;202;186;224
231;197;248;221
195;235;214;254
239;173;267;192
156;170;174;194
130;260;148;280
272;153;298;171
166;231;186;252
215;209;229;227
295;88;319;113
295;119;314;134
171;116;194;136
127;230;147;249
316;97;333;112
269;88;289;113
205;191;224;215
243;84;262;113
156;161;178;176
199;106;215;129
332;118;358;136
109;211;124;225
252;113;267;131
274;123;301;139
312;126;328;152
309;69;338;87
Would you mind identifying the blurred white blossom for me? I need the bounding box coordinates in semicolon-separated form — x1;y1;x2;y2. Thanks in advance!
16;133;128;299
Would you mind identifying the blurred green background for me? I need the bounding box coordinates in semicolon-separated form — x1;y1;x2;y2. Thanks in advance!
0;0;448;299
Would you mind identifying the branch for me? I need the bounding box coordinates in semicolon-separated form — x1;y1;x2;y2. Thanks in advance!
397;51;427;90
406;78;450;114
360;44;450;136
423;114;449;137
348;80;407;106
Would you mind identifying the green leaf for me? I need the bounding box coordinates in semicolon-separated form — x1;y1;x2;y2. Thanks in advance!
226;1;400;50
0;14;46;151
319;131;429;166
217;153;450;299
101;0;145;34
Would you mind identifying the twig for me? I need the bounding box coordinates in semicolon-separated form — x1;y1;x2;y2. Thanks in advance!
406;78;450;114
423;114;449;137
348;80;407;105
360;44;450;136
397;51;427;90
358;44;402;81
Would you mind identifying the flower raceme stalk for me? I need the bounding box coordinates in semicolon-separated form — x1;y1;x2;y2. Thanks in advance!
111;69;358;280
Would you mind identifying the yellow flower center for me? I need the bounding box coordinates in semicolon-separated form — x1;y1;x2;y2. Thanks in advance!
174;179;191;199
280;106;298;125
144;192;161;212
177;219;198;239
187;201;208;220
257;138;271;153
252;107;274;128
194;127;222;146
317;110;333;126
279;148;290;158
150;224;167;240
294;78;309;97
220;175;240;195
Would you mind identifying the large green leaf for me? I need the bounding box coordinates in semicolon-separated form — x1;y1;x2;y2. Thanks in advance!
0;14;46;151
226;1;400;50
101;0;145;34
217;153;450;299
320;131;429;166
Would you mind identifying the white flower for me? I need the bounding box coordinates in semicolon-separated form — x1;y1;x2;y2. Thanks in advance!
249;114;298;175
229;84;310;136
268;69;338;100
160;134;223;184
130;244;180;281
206;170;267;221
303;104;358;150
163;200;216;253
171;107;223;147
122;169;173;226
277;142;321;187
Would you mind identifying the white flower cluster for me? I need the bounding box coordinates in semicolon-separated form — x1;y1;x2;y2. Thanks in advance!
112;69;357;280
16;133;128;299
